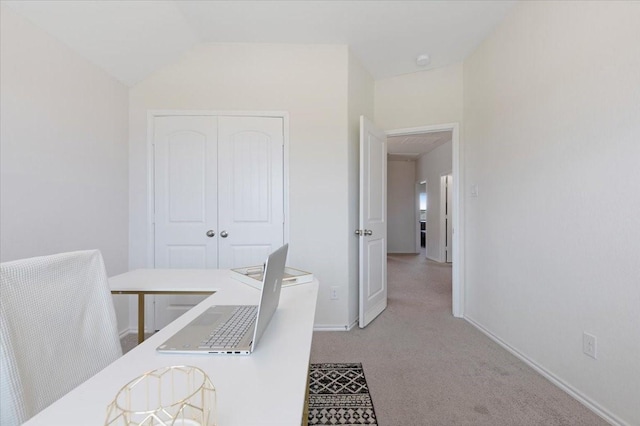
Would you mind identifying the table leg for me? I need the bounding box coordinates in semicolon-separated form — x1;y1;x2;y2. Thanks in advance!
137;293;145;344
302;365;310;426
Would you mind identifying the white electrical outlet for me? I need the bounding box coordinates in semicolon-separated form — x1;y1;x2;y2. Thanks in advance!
330;287;339;300
583;332;597;359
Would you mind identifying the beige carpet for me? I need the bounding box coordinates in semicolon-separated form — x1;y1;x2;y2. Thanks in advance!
310;253;608;426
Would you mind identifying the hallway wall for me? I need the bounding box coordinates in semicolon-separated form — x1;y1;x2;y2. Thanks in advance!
387;159;417;253
416;140;452;261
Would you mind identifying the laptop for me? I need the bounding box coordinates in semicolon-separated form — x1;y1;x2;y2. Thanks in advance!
157;244;288;355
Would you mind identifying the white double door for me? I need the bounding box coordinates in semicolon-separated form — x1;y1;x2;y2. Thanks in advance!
153;115;284;329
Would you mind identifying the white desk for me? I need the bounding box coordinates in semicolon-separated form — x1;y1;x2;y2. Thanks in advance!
24;269;319;426
110;270;219;343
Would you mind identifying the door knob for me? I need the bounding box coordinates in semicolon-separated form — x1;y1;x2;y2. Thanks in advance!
220;230;229;238
206;230;215;238
364;229;373;236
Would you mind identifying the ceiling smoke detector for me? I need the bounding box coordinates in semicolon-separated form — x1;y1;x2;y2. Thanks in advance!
416;54;431;67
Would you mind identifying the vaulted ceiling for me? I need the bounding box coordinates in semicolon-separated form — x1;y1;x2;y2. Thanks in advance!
3;0;514;158
3;0;515;86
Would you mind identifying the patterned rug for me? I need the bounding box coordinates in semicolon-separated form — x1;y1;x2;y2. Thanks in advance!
308;363;378;425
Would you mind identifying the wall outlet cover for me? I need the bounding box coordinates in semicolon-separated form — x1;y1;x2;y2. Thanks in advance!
583;332;597;359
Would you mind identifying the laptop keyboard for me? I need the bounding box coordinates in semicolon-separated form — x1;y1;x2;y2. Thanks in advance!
199;306;258;349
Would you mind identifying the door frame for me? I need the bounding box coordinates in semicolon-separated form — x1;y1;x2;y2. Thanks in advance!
144;110;290;331
386;123;463;318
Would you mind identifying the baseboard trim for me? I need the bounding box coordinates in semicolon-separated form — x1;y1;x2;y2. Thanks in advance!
313;324;350;331
464;316;625;426
313;318;358;332
347;318;358;331
119;328;133;339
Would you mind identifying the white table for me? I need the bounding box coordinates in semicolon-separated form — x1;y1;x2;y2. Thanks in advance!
24;269;319;426
110;276;216;344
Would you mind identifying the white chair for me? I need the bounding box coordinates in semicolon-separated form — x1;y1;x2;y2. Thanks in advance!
1;250;122;425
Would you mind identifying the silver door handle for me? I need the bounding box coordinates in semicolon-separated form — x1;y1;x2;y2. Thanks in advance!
364;230;373;236
220;230;229;238
206;230;215;238
355;230;363;236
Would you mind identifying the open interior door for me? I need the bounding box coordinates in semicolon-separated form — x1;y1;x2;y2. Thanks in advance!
445;174;453;263
358;116;387;328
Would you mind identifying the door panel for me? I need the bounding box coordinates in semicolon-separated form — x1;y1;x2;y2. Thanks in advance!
230;134;270;221
229;245;273;269
153;116;218;329
366;239;385;297
154;116;218;269
217;116;284;268
359;116;388;328
167;134;206;222
166;246;207;269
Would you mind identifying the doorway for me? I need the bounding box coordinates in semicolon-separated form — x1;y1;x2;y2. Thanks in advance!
386;123;463;318
416;181;427;255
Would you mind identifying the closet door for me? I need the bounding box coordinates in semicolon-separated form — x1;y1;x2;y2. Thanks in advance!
217;116;285;268
154;116;219;268
153;116;218;330
151;114;285;331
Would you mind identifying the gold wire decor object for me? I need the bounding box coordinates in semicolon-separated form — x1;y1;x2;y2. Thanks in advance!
105;365;217;426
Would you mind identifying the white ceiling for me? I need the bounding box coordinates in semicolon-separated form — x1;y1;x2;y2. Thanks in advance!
3;0;516;86
3;1;503;157
387;131;452;160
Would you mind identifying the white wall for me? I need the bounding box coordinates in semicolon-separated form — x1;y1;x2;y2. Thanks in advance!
416;141;453;261
128;43;353;328
347;52;375;327
463;2;640;424
375;63;463;130
387;160;417;253
0;6;130;332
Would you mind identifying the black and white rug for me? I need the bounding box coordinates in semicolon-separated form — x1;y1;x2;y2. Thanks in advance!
308;363;378;425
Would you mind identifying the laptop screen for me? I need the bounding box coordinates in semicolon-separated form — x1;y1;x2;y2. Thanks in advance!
251;244;288;351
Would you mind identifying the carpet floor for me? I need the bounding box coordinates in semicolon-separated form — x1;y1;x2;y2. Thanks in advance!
310;252;608;425
308;363;378;425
